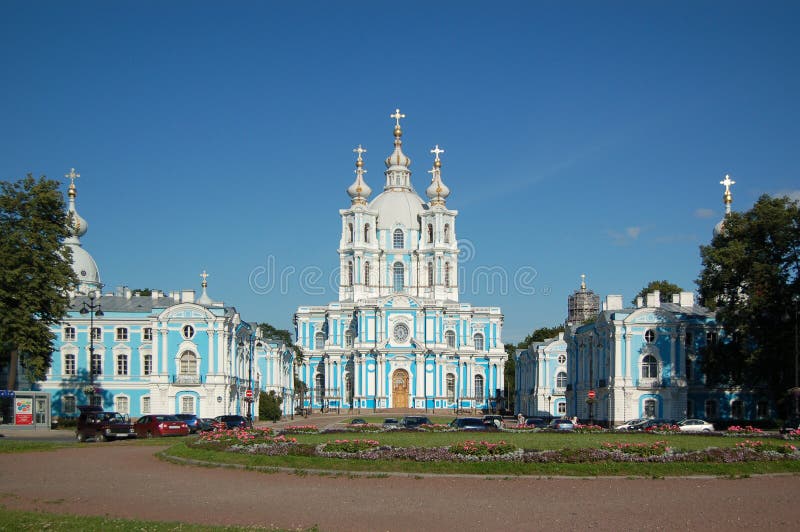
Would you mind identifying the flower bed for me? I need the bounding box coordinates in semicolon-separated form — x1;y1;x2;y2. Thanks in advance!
726;425;765;436
602;440;670;457
574;424;606;433
280;425;319;434
320;439;381;453
335;423;384;433
417;423;455;432
645;424;681;434
449;440;516;456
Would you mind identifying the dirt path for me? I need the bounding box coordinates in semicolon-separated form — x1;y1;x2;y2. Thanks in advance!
1;444;799;531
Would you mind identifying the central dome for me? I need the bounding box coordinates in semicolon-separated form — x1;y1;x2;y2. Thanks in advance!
369;189;426;230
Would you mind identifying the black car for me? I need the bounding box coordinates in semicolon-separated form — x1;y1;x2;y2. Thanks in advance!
175;414;202;434
75;405;136;442
523;417;548;428
450;417;488;431
214;415;251;429
482;415;503;428
400;416;432;428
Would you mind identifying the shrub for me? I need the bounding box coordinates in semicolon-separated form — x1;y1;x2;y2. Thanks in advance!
259;390;283;422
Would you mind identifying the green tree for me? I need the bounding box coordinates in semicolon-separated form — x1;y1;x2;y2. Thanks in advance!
258;390;283;422
517;325;566;349
503;343;516;413
0;175;76;389
258;322;304;363
697;195;800;406
131;288;153;296
632;280;684;305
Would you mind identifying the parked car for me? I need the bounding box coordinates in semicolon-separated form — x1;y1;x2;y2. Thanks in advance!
548;418;576;431
781;417;800;434
133;415;190;438
677;419;715;432
400;416;432;429
482;415;503;429
175;414;202;434
638;419;674;431
349;418;368;425
198;418;217;432
214;415;251;430
450;417;488;431
523;417;548;429
382;418;400;429
75;405;137;442
614;418;646;431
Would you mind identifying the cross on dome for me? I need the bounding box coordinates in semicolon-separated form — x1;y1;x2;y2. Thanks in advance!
200;270;209;287
720;174;735;194
65;168;80;186
431;145;445;161
353;144;367;160
390;108;406;127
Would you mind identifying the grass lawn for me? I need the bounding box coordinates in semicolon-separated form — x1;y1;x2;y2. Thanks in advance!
0;505;317;531
166;430;800;477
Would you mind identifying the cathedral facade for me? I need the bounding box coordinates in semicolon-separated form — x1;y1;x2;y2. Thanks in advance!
294;111;505;412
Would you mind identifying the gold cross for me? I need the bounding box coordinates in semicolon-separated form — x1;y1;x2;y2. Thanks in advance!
200;270;209;287
720;174;736;194
353;144;367;160
430;145;445;161
65;168;80;187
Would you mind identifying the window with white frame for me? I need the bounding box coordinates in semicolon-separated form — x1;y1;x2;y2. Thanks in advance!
364;223;370;243
143;327;153;341
445;330;456;349
91;327;102;341
115;327;128;341
393;262;404;291
644;398;656;418
315;331;325;349
427;262;434;286
444;263;451;287
315;373;325;404
181;395;195;414
473;333;484;351
557;402;566;415
116;353;128;376
556;371;567;388
475;375;484;402
364;262;370;286
179;351;197;375
641;354;658;379
142;396;151;414
557;354;566;365
446;373;455;402
705;399;717;419
182;324;195;339
143;354;152;376
345;330;354;348
644;329;656;343
347;261;353;286
91;352;102;376
63;327;76;342
427;223;433;243
63;395;77;415
347;223;353;243
443;223;450;243
393;229;404;249
90;394;102;407
115;396;129;414
64;353;76;375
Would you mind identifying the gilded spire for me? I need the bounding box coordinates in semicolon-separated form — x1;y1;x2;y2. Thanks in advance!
720;174;735;215
65;168;80;198
426;144;450;206
347;144;372;205
384;108;412;190
200;270;209;288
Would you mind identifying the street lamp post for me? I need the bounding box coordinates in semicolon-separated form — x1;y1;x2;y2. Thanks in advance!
793;295;799;417
80;292;103;403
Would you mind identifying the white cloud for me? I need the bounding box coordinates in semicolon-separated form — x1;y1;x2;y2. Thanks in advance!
607;226;644;246
694;208;715;219
626;226;641;239
775;189;800;202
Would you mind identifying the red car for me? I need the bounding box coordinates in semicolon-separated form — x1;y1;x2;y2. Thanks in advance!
133;415;190;438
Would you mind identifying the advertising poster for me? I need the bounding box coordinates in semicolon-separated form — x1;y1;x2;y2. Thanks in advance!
15;397;33;425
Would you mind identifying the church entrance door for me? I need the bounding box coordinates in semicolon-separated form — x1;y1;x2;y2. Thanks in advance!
392;369;409;408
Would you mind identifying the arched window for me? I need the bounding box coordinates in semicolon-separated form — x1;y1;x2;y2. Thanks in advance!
731;400;744;419
179;351;197;375
364;262;370;286
347;223;353;243
315;373;325;405
393;229;404;249
443;224;450;243
644;398;656;418
705;399;717;419
641;354;658;379
556;371;567;388
347;261;353;286
393;262;404;291
427;223;433;243
427;262;434;286
364;223;370;243
446;373;455;402
315;331;325;349
475;375;484;402
445;330;456;349
444;263;451;287
474;333;484;351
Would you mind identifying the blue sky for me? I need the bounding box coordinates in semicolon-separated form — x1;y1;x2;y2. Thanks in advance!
1;1;798;342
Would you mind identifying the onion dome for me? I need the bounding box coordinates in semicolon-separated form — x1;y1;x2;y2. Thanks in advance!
63;168;101;294
713;174;735;237
347;144;372;205
197;270;214;306
383;108;413;191
426;145;450;206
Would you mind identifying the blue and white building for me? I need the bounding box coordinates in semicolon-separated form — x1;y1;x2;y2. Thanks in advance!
293;111;505;412
515;333;568;418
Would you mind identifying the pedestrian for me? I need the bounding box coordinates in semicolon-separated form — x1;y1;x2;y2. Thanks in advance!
517;413;524;426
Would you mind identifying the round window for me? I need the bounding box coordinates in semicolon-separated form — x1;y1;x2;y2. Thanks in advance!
393;323;409;343
182;325;195;339
557;354;566;365
644;329;656;343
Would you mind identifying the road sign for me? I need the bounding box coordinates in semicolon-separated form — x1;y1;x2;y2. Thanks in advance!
587;390;596;400
245;389;253;398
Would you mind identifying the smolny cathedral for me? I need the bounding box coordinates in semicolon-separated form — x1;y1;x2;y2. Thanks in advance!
2;111;767;427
